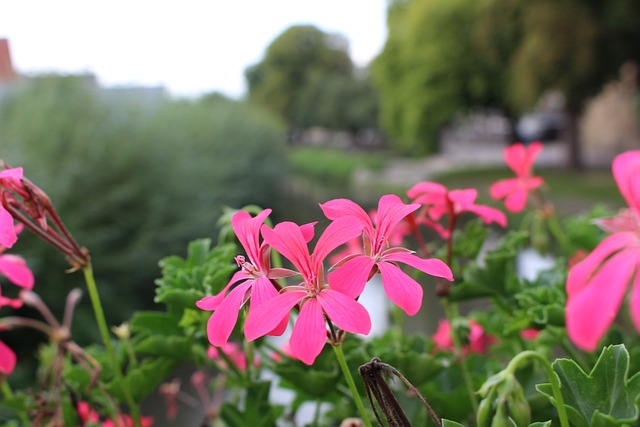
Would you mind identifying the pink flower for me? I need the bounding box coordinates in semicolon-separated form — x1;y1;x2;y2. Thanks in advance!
566;151;640;351
0;225;34;290
432;319;496;354
196;209;298;347
0;339;16;375
244;217;372;365
520;328;541;341
0;167;24;249
490;142;544;213
321;195;453;315
207;342;258;371
407;183;507;238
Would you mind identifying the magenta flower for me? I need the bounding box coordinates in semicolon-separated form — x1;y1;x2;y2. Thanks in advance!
244;217;371;365
0;339;16;375
320;194;453;315
196;209;297;347
565;151;640;351
407;183;507;237
432;319;497;355
0;225;34;290
0;167;24;249
490;142;545;213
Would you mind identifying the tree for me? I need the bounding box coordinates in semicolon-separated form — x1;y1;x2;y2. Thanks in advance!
245;25;353;126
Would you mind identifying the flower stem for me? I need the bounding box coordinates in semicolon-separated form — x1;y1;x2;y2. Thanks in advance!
332;344;372;427
83;264;141;427
443;298;479;413
506;351;570;427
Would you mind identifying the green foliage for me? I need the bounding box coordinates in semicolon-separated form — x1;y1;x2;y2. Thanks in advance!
537;345;640;427
287;146;386;184
246;25;353;125
0;75;288;331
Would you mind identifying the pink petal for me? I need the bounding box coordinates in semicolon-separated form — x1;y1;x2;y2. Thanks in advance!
232;209;271;266
0;167;23;182
0;340;16;375
466;204;508;227
489;179;518;200
0;255;34;289
377;262;424;316
320;198;374;238
289;298;327;365
328;255;376;298
206;281;252;347
0;206;17;249
375;194;419;242
504;143;528;177
504;188;529;213
566;250;637;351
629;269;640;333
244;290;306;341
261;222;312;279
566;233;633;296
612;151;640;212
406;182;447;199
196;270;250;310
317;289;371;335
382;251;453;281
526;176;544;191
312;217;364;271
249;275;288;336
449;188;478;208
299;222;317;243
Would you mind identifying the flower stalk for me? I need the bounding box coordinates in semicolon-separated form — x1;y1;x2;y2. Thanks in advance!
332;344;372;427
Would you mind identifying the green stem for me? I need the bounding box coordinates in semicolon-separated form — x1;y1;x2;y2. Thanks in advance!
332;344;372;427
546;211;571;255
83;264;141;427
506;351;570;427
443;299;479;413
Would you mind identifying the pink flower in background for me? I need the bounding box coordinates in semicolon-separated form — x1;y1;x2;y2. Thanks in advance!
566;151;640;351
321;195;453;315
408;183;507;236
244;217;371;365
0;167;24;249
432;319;497;354
207;342;258;371
0;339;16;375
197;209;297;347
490;142;544;213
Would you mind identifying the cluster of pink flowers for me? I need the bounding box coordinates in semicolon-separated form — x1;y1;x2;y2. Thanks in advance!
432;319;497;355
198;195;454;365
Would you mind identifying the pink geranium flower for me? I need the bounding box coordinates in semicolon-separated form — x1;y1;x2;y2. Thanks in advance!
320;195;453;315
432;319;497;355
0;225;34;290
0;167;24;249
566;151;640;351
407;183;507;238
207;342;258;371
490;142;545;213
196;209;298;347
244;217;371;365
0;339;16;375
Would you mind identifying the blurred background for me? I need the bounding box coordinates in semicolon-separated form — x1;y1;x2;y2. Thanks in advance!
0;0;638;389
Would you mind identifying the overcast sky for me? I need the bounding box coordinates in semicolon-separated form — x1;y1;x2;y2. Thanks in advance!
1;1;388;98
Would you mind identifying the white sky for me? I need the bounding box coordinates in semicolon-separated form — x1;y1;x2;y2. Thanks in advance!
0;1;388;99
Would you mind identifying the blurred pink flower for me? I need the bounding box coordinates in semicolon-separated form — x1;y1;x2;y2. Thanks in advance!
244;217;371;365
208;342;258;372
0;225;34;290
0;167;24;248
197;209;297;347
0;339;16;375
432;319;496;354
566;151;640;351
520;328;541;341
407;183;507;239
321;195;453;315
490;142;544;213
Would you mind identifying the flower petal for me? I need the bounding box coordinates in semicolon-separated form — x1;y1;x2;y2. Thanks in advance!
504;188;528;213
375;194;419;242
328;255;376;298
566;233;633;296
377;262;424;316
466;204;508;227
0;254;34;289
0;167;23;182
382;251;453;281
244;290;306;341
317;289;371;335
206;281;252;347
0;340;16;375
566;249;637;351
289;298;327;365
612;151;640;212
261;222;312;279
232;209;271;266
249;275;288;336
489;178;518;200
320;198;374;237
630;269;640;334
196;270;249;310
0;206;17;249
312;216;364;271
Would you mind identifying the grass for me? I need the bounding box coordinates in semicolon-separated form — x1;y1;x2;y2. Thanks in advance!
287;146;387;184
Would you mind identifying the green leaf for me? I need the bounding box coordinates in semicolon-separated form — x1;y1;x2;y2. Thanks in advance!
442;419;465;427
130;311;182;336
220;381;281;427
536;344;640;427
